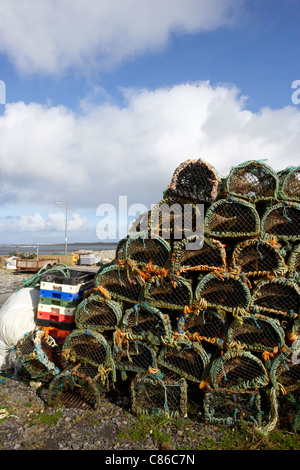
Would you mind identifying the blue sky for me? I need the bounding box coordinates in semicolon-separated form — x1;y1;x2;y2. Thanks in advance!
0;0;299;245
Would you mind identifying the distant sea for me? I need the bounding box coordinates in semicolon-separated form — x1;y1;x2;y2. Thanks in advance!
0;242;118;256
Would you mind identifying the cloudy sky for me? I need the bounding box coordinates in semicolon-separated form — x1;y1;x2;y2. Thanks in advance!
0;0;299;245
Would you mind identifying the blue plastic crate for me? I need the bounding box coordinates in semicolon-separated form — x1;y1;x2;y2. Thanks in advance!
39;288;86;302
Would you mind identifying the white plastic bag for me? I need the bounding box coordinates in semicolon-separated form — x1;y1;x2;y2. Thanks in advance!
0;287;39;371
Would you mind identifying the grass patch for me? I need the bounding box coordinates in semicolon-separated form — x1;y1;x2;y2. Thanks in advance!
117;414;171;447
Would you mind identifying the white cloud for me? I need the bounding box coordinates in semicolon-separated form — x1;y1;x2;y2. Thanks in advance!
0;80;299;241
0;212;90;233
0;0;242;75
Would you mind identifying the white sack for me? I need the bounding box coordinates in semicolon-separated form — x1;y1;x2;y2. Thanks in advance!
0;287;39;371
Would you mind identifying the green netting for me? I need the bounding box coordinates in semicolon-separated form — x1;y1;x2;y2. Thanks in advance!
15;328;67;382
261;201;300;242
270;348;300;394
287;244;300;280
144;274;193;310
194;272;251;318
120;303;172;346
251;278;300;319
157;337;210;383
226;314;285;353
209;350;269;390
95;264;143;304
163;158;220;204
204;198;260;239
62;329;114;382
47;363;107;410
225;160;279;202
171;236;227;276
177;308;227;348
75;295;123;333
124;231;172;270
203;388;262;426
112;337;157;374
278;166;300;202
131;368;188;419
231;238;288;278
149;198;203;241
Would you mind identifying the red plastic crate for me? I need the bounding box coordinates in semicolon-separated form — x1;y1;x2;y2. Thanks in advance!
37;309;74;324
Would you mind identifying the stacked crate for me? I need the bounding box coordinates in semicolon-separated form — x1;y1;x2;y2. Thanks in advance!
36;270;95;344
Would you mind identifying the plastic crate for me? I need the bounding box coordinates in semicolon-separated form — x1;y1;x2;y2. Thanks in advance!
39;288;87;302
38;296;80;309
37;302;76;319
40;270;95;294
36;317;75;331
37;310;75;325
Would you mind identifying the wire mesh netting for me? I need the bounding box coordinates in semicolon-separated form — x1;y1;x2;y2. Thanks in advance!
131;369;188;419
47;363;107;410
261;202;300;242
251;278;300;319
194;273;251;316
177;308;228;348
112;337;157;374
171;236;227;276
287;245;300;280
95;264;143;304
205;198;260;239
270;348;300;394
278;166;300;202
203;388;262;426
157;337;210;383
144;274;193;310
164;158;220;204
226;314;285;353
15;328;67;381
149;198;204;241
120;303;172;346
75;295;123;333
209;350;269;390
124;232;172;270
62;329;114;379
231;238;287;278
225;160;279;202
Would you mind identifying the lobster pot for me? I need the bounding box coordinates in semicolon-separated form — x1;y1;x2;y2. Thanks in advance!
278;388;300;433
171;236;227;276
261;202;300;242
144;275;193;310
113;339;157;374
209;351;269;390
131;370;188;419
231;238;287;278
251;278;300;319
115;237;127;262
203;388;262;426
177;309;227;348
75;295;123;333
149;198;203;242
204;198;260;239
226;314;285;353
62;329;114;376
164;158;220;204
157;338;210;383
286;317;300;346
15;328;67;382
124;232;171;270
278;166;300;202
47;363;106;410
121;304;172;346
225;160;279;202
194;273;251;315
95;264;143;304
287;245;300;280
270;349;300;394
